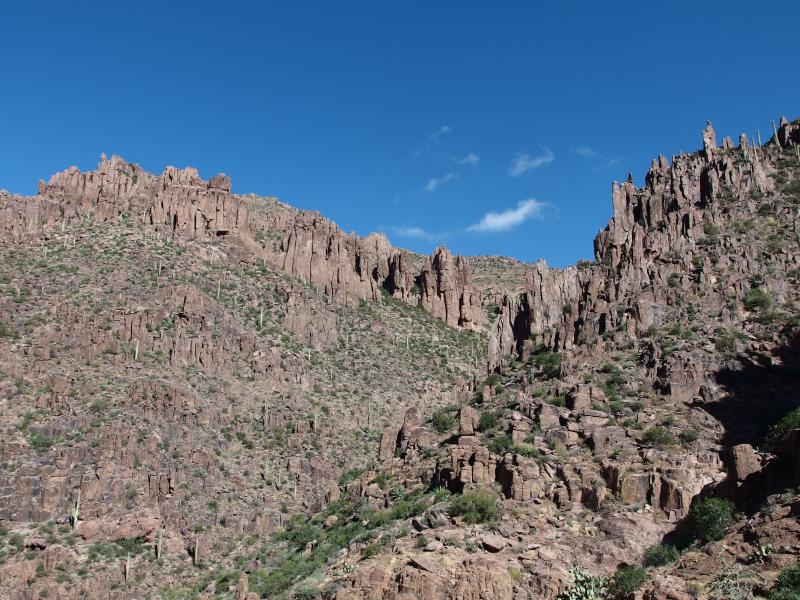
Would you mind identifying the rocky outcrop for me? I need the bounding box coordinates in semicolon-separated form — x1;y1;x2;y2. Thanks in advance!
0;156;484;329
488;119;786;371
417;247;484;330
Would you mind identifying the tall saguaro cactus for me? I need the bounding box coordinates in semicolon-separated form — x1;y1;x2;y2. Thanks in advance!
71;489;81;529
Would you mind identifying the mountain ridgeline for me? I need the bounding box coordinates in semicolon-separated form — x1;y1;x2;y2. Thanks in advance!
0;116;799;599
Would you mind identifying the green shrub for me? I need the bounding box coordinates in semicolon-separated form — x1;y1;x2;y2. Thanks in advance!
687;498;734;544
744;288;771;311
769;563;800;600
432;409;457;433
478;410;498;432
606;566;646;599
448;488;500;524
488;433;512;455
532;349;561;379
767;407;800;446
0;321;16;339
641;426;674;448
679;429;699;444
337;468;364;486
667;273;681;288
642;544;679;567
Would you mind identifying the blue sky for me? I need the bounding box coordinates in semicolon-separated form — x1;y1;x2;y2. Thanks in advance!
1;1;798;266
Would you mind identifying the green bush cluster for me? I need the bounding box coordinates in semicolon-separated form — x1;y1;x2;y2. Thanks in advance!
641;426;674;448
642;544;679;567
448;488;500;524
606;566;646;600
432;409;457;433
768;407;800;446
685;497;735;545
769;563;800;600
532;348;561;379
743;288;771;311
478;410;499;432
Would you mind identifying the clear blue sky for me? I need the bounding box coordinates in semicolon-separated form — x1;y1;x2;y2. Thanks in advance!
2;1;798;266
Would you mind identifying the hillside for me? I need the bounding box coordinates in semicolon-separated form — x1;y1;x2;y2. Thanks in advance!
0;116;799;600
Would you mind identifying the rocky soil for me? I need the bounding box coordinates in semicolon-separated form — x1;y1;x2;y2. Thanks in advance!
0;116;799;600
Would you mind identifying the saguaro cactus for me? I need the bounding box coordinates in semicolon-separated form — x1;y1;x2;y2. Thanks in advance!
71;489;81;529
156;527;163;560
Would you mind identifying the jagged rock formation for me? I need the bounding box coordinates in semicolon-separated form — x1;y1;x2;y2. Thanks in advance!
0;115;799;600
0;155;484;329
488;117;797;373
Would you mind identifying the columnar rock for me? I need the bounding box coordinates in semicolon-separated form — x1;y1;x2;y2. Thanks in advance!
417;246;484;330
0;155;485;329
488;119;774;372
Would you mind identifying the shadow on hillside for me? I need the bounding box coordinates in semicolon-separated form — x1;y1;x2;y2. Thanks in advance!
701;328;800;449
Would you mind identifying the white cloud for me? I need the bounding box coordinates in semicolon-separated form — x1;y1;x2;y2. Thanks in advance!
572;145;598;158
455;152;480;167
467;199;547;233
425;172;459;192
392;226;431;239
426;125;451;144
508;147;554;176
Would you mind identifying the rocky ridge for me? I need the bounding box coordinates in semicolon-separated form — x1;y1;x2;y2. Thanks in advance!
0;115;798;600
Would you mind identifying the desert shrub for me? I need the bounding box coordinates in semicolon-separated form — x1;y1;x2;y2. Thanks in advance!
743;288;771;311
667;273;681;288
556;566;606;600
769;562;800;600
532;349;561;379
641;426;674;448
0;321;16;339
448;488;500;524
432;409;457;433
642;544;679;567
478;410;499;432
679;428;699;444
549;394;566;407
767;407;800;446
606;566;646;599
686;498;734;544
488;433;512;455
337;468;364;486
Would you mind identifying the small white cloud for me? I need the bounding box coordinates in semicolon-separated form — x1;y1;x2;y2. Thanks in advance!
426;125;451;144
392;226;431;239
455;152;480;167
425;172;459;192
572;146;598;158
467;199;547;233
508;147;554;177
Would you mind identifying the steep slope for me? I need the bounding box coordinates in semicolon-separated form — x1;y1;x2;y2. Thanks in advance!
0;114;798;600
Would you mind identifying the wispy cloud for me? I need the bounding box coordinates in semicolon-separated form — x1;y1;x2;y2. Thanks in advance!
391;226;432;239
508;147;554;177
571;145;598;158
455;152;480;167
571;145;620;171
425;172;459;192
467;199;547;232
414;125;452;156
426;125;451;144
389;226;448;243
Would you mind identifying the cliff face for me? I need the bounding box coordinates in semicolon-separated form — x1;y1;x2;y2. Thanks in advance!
0;115;798;600
0;155;484;329
488;118;798;372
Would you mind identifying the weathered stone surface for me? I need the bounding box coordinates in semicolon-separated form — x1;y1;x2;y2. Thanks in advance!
727;444;760;481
